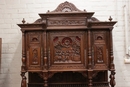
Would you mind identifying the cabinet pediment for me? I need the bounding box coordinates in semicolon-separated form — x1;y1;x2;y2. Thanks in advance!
50;1;82;12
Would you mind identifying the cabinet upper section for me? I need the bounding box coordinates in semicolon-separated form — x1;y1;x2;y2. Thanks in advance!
17;1;116;31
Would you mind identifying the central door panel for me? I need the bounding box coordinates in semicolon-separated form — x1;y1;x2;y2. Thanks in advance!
48;31;87;71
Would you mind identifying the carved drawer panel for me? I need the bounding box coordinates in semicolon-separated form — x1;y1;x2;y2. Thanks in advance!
47;17;86;26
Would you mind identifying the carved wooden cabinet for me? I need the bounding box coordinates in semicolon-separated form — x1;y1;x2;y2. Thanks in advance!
18;1;116;87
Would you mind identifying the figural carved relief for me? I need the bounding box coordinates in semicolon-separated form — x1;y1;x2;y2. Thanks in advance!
96;46;104;63
32;49;38;64
93;32;106;64
53;36;81;63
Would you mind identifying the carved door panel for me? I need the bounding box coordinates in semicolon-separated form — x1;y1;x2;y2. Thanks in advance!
48;31;87;71
92;31;109;70
26;32;43;70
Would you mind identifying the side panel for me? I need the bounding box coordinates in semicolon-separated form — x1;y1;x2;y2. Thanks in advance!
26;31;43;70
92;30;109;70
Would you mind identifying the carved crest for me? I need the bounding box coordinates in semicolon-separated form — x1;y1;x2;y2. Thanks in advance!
50;1;83;12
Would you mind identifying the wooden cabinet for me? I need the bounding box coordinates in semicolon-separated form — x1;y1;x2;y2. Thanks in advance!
18;1;116;87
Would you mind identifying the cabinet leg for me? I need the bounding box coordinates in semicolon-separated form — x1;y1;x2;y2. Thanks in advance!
109;71;116;87
21;72;27;87
88;71;93;87
43;72;48;87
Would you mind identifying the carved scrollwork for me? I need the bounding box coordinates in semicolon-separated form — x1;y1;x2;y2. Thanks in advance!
48;19;86;26
94;65;107;69
50;1;82;12
90;17;99;22
49;65;86;70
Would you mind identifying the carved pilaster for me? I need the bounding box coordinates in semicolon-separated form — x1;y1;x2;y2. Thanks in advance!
109;28;116;87
43;31;48;70
22;31;26;72
109;29;115;70
88;30;92;69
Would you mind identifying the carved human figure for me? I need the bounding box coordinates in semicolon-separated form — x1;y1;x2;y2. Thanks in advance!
32;49;38;64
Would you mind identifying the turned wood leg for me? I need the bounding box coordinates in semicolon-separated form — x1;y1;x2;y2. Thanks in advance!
109;71;116;87
88;70;93;87
43;72;48;87
21;72;27;87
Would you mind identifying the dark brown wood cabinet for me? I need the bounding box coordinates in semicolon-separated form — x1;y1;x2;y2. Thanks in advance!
18;1;116;87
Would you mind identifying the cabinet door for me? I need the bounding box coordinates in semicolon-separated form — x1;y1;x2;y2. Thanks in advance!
48;31;87;71
92;30;109;70
26;32;43;70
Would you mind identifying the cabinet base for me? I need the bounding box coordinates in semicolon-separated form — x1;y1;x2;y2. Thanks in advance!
28;83;110;87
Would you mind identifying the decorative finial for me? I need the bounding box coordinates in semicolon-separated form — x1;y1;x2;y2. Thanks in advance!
109;16;112;22
22;18;26;24
84;9;86;12
47;10;50;13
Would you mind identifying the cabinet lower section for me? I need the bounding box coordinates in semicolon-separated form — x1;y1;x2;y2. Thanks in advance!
28;83;110;87
28;71;110;87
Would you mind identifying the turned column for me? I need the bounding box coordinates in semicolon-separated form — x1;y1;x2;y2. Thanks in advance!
88;29;93;87
21;72;27;87
21;31;27;87
109;28;116;87
43;30;48;87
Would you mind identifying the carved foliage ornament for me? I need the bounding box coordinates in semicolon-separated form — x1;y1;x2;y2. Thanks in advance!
50;1;82;12
48;19;86;26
